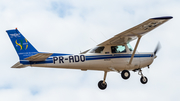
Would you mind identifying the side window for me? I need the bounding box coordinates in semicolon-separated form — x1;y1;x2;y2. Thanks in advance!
111;45;126;53
89;47;105;53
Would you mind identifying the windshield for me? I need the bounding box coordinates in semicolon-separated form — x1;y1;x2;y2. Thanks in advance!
127;43;133;51
89;46;105;53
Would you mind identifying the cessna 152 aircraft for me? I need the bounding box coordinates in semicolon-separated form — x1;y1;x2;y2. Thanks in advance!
7;16;172;90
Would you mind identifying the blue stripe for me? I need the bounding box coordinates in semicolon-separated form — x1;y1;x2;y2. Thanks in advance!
20;54;153;65
86;54;153;60
20;59;53;65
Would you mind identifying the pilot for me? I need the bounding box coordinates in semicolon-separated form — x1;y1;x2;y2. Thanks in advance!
111;46;118;53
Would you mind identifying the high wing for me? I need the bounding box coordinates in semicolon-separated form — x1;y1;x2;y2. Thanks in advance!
25;53;53;61
98;16;173;46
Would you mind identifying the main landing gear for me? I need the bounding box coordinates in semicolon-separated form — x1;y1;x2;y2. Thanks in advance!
98;71;107;90
121;70;130;80
98;69;148;90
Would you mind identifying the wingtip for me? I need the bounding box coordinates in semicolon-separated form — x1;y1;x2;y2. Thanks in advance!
151;16;173;20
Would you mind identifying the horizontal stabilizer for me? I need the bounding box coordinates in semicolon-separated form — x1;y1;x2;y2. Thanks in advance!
25;53;53;61
11;61;28;68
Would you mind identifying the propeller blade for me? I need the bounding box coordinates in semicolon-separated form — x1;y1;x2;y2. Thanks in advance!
154;42;161;55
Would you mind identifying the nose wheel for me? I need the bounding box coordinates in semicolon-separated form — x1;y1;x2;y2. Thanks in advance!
138;69;148;84
140;76;148;84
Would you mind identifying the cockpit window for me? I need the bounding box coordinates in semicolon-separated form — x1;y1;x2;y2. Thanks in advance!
127;43;133;51
89;46;105;53
80;49;90;54
111;45;126;53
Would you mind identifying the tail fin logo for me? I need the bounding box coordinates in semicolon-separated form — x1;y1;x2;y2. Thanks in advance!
10;33;20;38
15;38;28;51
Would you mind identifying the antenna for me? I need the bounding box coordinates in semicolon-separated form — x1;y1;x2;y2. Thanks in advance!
101;32;107;39
79;47;81;53
90;38;98;44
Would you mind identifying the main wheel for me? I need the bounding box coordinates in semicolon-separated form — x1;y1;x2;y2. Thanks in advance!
98;80;107;90
140;76;148;84
121;70;130;80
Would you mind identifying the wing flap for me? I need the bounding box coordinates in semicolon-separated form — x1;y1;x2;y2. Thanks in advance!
25;53;53;61
98;16;173;46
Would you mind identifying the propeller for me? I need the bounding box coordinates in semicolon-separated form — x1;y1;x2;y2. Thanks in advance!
147;42;161;69
154;42;161;56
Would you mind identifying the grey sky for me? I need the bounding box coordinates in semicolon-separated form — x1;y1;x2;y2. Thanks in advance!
0;0;179;101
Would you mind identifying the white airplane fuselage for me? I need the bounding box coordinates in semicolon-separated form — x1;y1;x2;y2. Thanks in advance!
31;53;154;71
29;45;154;72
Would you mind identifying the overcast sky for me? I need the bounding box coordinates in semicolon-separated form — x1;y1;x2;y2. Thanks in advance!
0;0;180;101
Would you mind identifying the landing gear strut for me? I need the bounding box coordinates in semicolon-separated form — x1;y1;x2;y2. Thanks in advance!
98;71;107;90
138;69;148;84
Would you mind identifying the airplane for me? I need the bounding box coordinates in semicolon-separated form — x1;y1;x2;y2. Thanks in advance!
6;16;172;90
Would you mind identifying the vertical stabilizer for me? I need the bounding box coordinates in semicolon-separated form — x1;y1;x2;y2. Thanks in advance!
6;28;38;60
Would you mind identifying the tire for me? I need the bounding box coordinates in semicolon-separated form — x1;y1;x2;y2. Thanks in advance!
121;70;130;80
98;80;107;90
140;76;148;84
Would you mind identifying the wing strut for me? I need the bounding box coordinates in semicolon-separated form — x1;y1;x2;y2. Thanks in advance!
129;36;142;64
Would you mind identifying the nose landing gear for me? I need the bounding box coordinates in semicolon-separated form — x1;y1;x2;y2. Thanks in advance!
138;69;148;84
